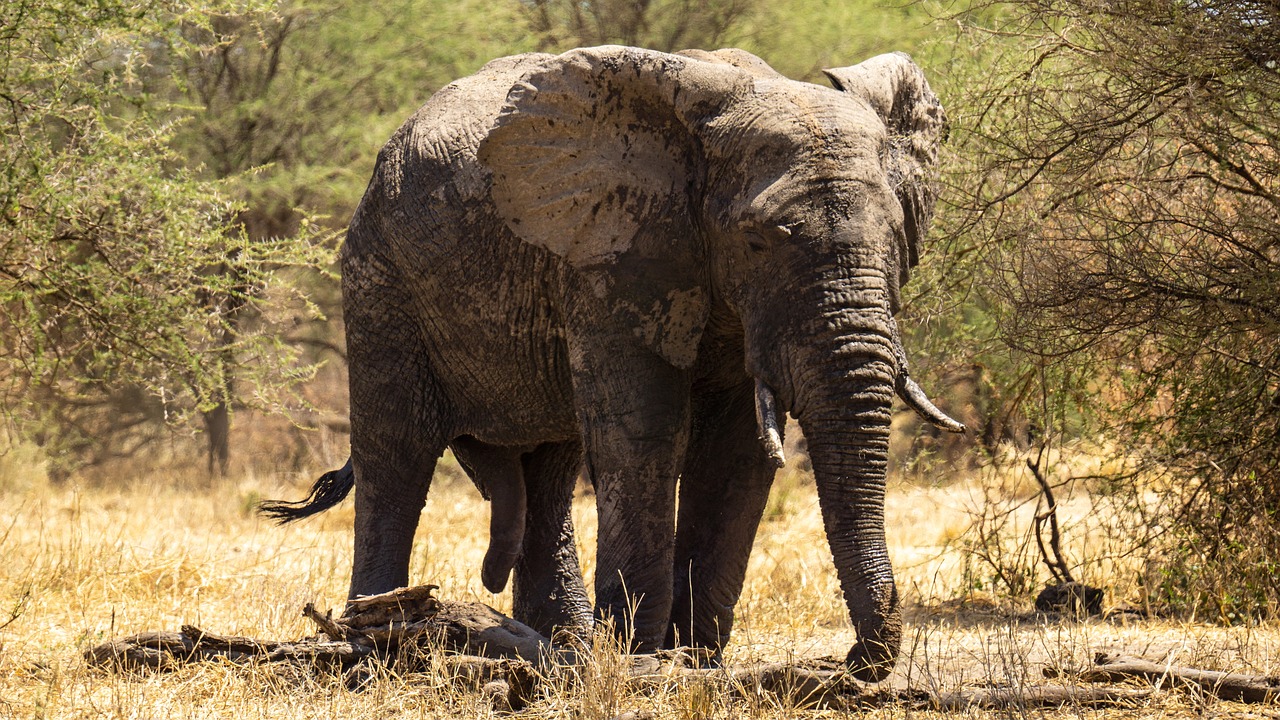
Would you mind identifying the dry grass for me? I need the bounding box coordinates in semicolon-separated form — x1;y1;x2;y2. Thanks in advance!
1;444;1277;719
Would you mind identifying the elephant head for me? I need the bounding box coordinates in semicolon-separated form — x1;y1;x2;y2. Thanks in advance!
477;46;959;681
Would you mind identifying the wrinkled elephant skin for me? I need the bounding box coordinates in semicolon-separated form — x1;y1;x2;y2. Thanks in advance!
262;45;961;681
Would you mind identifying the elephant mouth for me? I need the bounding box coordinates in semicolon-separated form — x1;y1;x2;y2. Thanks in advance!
751;359;963;461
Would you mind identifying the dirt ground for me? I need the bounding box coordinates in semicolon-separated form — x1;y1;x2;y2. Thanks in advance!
1;449;1276;718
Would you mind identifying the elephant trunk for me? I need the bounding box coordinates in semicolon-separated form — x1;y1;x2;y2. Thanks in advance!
799;364;900;682
765;271;901;682
798;363;901;676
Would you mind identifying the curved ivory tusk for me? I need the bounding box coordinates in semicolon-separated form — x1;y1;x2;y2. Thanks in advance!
897;376;966;434
886;314;966;434
754;379;787;468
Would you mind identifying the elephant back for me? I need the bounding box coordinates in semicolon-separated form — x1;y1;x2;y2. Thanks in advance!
345;53;554;258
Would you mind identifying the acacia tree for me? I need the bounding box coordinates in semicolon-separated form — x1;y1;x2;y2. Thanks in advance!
147;0;532;474
521;0;758;51
947;0;1280;615
0;0;326;477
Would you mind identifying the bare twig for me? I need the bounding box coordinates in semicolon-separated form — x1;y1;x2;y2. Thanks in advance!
302;603;346;641
1028;450;1075;584
1055;653;1280;704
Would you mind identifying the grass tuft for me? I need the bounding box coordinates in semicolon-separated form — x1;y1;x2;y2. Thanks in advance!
0;447;1275;718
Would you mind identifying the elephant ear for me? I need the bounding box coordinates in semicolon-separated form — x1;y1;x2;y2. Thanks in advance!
823;53;947;287
478;47;749;369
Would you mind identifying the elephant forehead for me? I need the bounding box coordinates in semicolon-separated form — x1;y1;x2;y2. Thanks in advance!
710;83;885;155
706;101;889;214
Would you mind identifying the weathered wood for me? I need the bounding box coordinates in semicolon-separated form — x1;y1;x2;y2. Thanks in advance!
931;685;1156;710
88;584;1277;711
311;586;550;661
341;584;441;630
658;662;1154;711
302;603;347;641
180;624;278;656
437;654;540;710
429;600;549;662
1076;653;1280;704
87;586;550;673
726;661;863;707
84;626;374;671
85;630;199;671
263;640;373;665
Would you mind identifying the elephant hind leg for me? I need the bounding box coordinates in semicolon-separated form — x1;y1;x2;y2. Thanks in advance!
512;439;593;638
668;378;778;653
345;264;451;600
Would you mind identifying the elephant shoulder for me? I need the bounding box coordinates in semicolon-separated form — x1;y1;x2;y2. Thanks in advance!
373;53;557;201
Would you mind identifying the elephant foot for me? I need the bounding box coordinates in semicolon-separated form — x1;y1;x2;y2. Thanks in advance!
845;636;898;683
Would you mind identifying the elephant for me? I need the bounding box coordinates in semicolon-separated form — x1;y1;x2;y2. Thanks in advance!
261;45;963;681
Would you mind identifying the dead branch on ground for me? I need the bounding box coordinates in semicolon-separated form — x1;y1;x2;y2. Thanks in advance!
84;585;1278;710
1048;652;1280;704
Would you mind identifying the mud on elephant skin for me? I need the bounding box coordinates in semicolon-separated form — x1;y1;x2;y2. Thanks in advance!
261;45;962;682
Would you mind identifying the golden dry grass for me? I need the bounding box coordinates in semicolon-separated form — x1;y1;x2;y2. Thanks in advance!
1;444;1277;719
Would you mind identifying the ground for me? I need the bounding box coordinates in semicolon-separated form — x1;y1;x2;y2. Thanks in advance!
1;446;1276;719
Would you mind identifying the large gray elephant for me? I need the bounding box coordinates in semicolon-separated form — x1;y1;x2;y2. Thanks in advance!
262;45;962;681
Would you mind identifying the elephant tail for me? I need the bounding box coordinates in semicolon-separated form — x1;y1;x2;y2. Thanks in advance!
259;458;355;523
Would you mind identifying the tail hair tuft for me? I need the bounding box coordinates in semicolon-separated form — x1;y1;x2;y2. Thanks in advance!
259;458;355;524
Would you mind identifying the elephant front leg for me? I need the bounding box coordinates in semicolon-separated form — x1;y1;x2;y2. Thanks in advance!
668;379;778;653
571;338;692;653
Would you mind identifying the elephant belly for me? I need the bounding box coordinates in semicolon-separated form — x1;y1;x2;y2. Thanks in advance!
412;246;580;446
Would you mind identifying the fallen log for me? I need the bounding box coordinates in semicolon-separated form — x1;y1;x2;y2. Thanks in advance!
84;584;1264;711
1072;653;1280;704
635;656;1158;711
930;685;1156;711
86;586;546;672
85;625;375;672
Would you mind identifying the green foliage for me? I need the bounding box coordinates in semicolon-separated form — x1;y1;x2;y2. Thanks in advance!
944;0;1280;616
1143;532;1280;623
0;0;328;474
521;0;757;52
737;0;943;80
517;0;950;83
155;0;533;227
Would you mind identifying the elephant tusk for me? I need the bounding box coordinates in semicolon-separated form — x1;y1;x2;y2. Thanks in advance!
887;314;966;434
896;376;966;434
754;379;787;468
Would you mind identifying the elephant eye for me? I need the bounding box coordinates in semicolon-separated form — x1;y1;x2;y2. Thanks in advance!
740;221;795;253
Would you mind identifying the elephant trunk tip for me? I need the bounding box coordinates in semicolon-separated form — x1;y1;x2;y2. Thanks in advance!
845;638;898;683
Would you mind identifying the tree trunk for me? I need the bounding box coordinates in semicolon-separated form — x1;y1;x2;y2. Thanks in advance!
203;400;230;476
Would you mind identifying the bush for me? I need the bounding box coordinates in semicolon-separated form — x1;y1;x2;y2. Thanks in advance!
943;0;1280;616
